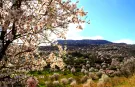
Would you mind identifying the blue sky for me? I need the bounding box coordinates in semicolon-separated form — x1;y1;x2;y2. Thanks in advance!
67;0;135;44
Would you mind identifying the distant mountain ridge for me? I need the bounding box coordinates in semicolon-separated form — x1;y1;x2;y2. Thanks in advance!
57;39;113;46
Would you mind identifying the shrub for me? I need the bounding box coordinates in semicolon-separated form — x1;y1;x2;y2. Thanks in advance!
53;73;60;80
96;71;103;78
89;67;95;72
60;78;68;85
26;76;38;87
89;72;99;80
83;79;95;87
86;64;90;68
81;75;89;83
68;77;74;83
49;75;55;81
120;57;135;77
67;65;71;70
45;81;52;87
70;80;77;87
52;81;60;86
101;74;111;83
71;67;76;74
81;68;86;74
113;69;121;76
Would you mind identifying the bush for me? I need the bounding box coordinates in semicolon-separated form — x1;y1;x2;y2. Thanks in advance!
120;57;135;77
52;81;60;86
53;73;60;80
70;80;77;87
60;78;68;85
81;75;88;83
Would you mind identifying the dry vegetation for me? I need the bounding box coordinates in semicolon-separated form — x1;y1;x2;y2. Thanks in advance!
30;70;135;87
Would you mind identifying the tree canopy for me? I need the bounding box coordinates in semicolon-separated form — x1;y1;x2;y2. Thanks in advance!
0;0;88;59
0;0;88;85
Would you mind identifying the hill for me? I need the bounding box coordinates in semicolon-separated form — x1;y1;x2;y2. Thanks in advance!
57;39;113;46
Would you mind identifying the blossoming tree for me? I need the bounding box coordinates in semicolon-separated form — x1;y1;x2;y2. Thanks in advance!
0;0;88;86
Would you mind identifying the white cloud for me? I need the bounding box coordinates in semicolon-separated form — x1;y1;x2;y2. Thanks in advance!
114;39;135;44
65;23;83;40
65;23;103;40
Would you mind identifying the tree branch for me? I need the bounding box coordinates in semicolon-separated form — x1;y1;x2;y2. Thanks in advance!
0;0;2;8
